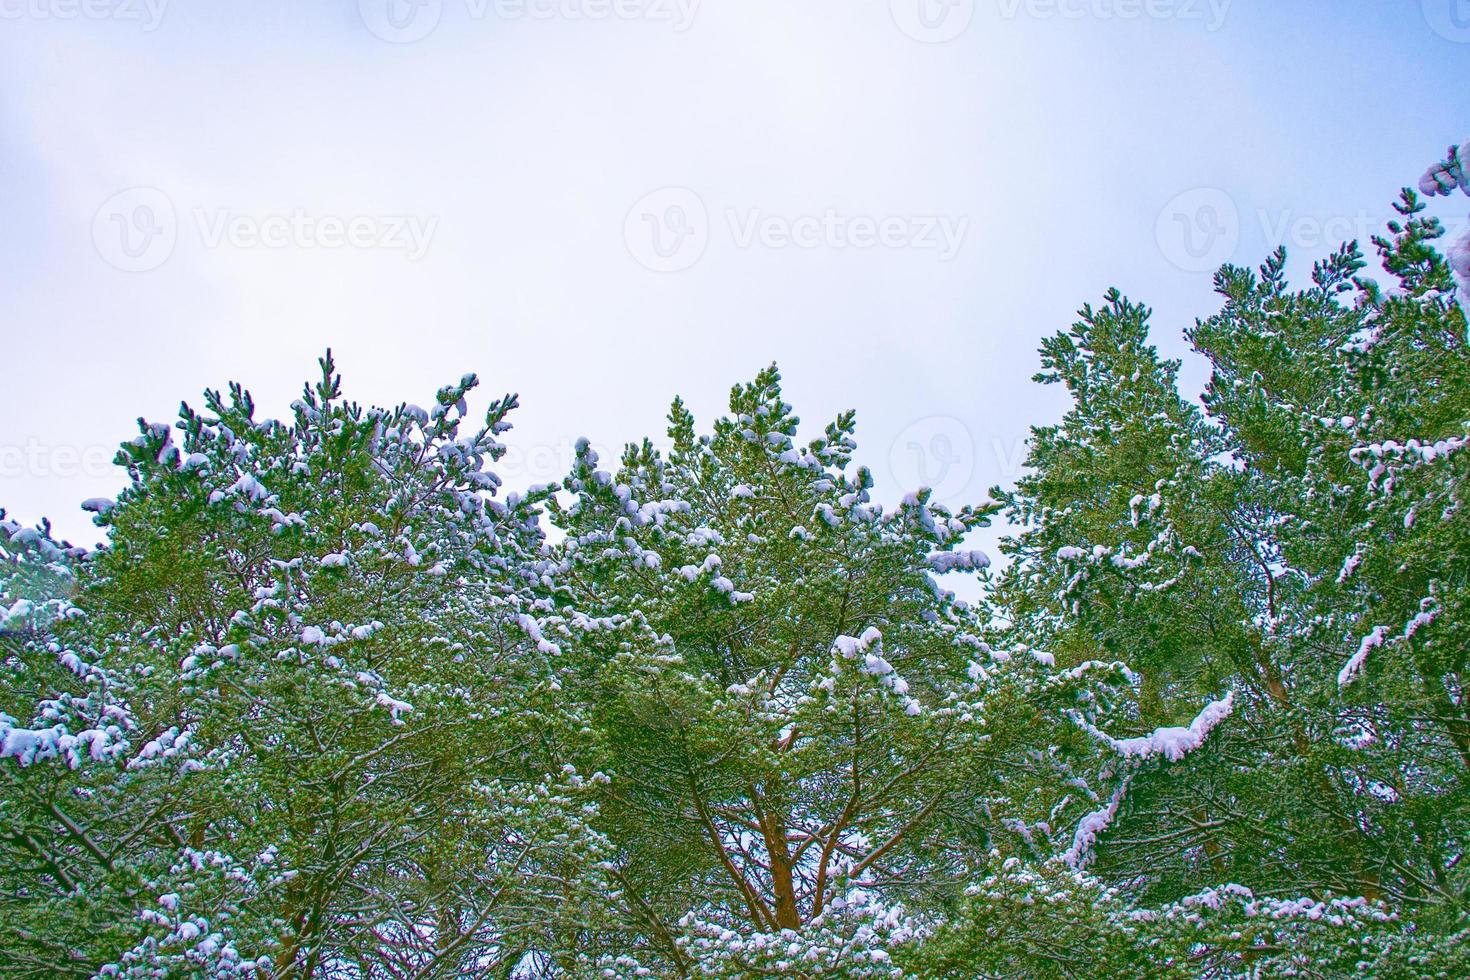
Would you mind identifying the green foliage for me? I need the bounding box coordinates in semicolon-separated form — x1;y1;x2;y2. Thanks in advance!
977;147;1470;973
2;355;616;977
537;365;1044;972
5;140;1470;977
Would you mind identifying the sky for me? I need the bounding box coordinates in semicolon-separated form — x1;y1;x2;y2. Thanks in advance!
1;0;1468;560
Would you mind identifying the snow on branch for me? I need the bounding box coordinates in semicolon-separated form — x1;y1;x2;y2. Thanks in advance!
1337;626;1388;690
1349;437;1467;493
1073;692;1235;763
1062;776;1130;870
1337;598;1439;689
1061;694;1234;870
831;627;924;716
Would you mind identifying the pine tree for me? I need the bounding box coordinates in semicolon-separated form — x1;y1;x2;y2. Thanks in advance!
1;356;617;977
966;141;1470;975
4;136;1470;980
536;366;1067;976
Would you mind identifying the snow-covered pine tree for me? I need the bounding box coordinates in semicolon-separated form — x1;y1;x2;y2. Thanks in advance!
4;136;1469;980
533;366;1086;976
964;139;1470;975
0;355;619;978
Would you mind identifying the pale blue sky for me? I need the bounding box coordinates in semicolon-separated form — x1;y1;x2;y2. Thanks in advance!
2;1;1468;552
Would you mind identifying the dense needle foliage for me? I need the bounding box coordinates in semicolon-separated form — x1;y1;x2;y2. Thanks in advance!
3;141;1469;977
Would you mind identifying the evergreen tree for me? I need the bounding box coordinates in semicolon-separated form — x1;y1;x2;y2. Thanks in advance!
1;356;616;977
538;367;1072;976
3;137;1470;979
965;140;1470;975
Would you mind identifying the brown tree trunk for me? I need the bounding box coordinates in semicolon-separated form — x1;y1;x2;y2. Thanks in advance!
758;807;802;930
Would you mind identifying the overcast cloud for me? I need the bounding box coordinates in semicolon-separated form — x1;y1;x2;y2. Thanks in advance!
2;1;1468;560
